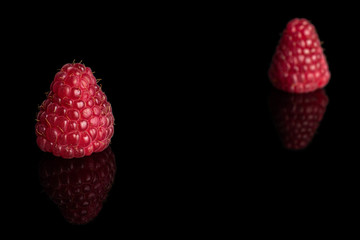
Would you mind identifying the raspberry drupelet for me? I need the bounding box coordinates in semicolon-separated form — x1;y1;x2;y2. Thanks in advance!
35;63;115;159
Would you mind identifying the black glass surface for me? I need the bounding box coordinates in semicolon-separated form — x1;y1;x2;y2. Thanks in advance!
2;3;358;237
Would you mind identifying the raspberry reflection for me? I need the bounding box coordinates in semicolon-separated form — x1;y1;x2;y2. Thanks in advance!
39;147;116;224
269;88;329;150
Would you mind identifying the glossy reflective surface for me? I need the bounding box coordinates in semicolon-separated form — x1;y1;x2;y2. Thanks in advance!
38;147;116;225
269;89;329;150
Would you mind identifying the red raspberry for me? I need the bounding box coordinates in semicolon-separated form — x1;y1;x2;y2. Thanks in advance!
269;89;329;150
35;63;115;158
268;18;330;93
39;147;116;225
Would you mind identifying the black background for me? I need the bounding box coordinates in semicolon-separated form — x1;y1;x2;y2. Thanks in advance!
2;2;359;237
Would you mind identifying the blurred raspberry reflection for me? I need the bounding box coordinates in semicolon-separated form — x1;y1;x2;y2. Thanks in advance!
39;147;116;225
268;89;329;150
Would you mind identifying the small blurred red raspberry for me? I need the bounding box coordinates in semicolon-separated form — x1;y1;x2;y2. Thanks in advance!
269;18;330;93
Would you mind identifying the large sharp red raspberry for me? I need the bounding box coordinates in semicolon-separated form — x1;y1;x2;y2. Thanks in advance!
269;18;330;93
269;89;329;150
35;63;115;158
39;147;116;225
